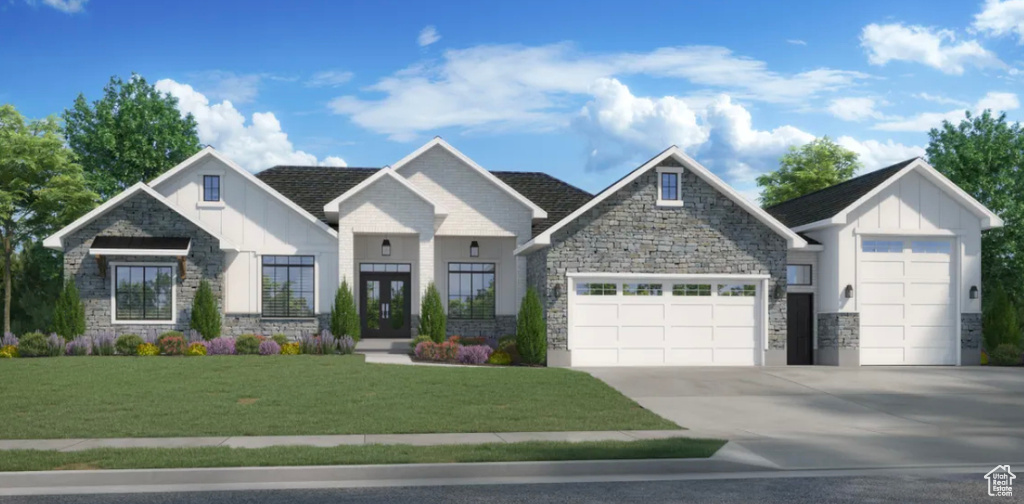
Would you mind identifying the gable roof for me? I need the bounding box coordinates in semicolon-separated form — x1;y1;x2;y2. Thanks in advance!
391;137;547;220
321;168;448;221
147;147;339;239
514;146;807;255
765;157;1003;231
256;166;379;225
43;183;238;251
492;171;593;236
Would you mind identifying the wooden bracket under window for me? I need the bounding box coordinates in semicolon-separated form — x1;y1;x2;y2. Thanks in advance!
177;256;187;280
95;255;107;278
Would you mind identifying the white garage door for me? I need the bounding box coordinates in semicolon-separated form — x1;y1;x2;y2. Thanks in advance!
859;238;957;365
568;276;763;366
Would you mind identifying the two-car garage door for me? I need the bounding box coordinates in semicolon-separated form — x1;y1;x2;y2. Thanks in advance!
568;276;763;366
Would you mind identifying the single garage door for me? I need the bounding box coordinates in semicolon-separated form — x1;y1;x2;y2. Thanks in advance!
859;238;957;365
568;276;763;366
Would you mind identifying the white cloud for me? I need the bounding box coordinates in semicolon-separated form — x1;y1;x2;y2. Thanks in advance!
860;23;1004;74
787;39;807;46
973;0;1024;43
188;71;262;104
155;79;346;171
836;137;926;170
329;43;868;140
874;91;1019;131
34;0;86;13
913;92;969;107
320;156;348;167
828;97;883;121
418;26;441;47
306;70;354;88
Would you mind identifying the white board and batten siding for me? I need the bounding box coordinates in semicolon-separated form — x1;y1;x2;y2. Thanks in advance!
567;274;768;367
153;157;338;315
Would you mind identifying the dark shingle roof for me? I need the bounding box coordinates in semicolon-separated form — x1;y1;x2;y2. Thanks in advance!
255;166;594;237
764;158;920;228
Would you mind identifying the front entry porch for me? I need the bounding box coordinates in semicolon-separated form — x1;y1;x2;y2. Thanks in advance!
359;269;412;339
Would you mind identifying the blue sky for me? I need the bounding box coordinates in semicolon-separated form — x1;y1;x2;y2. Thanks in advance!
1;0;1022;199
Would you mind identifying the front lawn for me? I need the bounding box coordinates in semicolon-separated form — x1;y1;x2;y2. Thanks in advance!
1;356;678;438
0;438;723;471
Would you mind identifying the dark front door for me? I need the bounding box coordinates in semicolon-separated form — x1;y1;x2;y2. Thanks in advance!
787;293;814;365
360;273;412;338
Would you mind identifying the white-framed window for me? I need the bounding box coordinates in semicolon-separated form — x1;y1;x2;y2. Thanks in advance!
261;255;315;318
448;262;496;319
911;241;951;254
203;175;221;202
718;284;756;297
111;263;177;324
862;240;903;253
623;283;663;296
576;283;617;296
672;284;711;296
787;265;812;285
656;167;685;206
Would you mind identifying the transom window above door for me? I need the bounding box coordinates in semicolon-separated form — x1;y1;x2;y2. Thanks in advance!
360;263;411;273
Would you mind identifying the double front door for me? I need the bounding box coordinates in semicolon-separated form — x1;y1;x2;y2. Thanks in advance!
360;273;412;338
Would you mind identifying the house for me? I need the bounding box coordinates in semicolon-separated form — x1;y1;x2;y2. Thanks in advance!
43;138;1000;367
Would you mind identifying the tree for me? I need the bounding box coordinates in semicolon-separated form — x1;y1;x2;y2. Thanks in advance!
982;285;1022;352
757;137;862;207
53;278;85;340
927;110;1024;301
190;279;220;340
63;74;201;200
7;241;62;334
330;279;360;341
0;104;98;334
418;282;446;343
516;287;547;365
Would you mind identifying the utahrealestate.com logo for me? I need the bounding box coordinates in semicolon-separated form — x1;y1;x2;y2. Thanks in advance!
985;465;1015;497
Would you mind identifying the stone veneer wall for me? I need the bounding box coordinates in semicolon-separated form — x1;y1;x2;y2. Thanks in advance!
961;313;982;365
448;316;517;338
527;161;789;356
223;314;328;339
816;312;859;366
63;192;224;335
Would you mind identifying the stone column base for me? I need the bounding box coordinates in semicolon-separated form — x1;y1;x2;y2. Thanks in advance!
547;348;571;367
816;347;860;367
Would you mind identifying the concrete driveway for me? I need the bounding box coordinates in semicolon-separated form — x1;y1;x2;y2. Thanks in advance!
585;366;1024;469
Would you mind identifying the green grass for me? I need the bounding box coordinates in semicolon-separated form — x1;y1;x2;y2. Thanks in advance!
0;438;724;472
1;355;678;438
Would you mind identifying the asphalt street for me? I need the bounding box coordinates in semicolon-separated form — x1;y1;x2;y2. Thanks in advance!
0;472;997;504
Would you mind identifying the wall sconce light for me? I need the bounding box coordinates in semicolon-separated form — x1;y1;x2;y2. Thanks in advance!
470;240;480;257
773;283;785;299
969;285;979;299
381;238;391;257
843;284;854;299
552;283;562;298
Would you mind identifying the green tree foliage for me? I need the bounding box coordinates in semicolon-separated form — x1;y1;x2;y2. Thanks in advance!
516;287;547;365
330;279;360;341
757;137;862;207
927;110;1024;301
190;279;221;340
53;278;85;340
983;286;1022;352
7;241;63;334
418;282;446;343
0;104;98;334
63;74;201;200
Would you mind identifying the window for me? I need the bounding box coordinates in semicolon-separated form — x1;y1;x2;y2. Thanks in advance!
577;283;617;295
623;283;663;296
672;284;711;296
911;241;951;254
203;175;220;202
262;256;315;317
718;284;756;297
448;263;495;319
360;263;411;273
661;173;678;201
114;265;174;321
787;265;812;286
862;240;903;253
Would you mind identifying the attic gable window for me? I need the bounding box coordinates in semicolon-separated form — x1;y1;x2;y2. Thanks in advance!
656;167;684;207
203;175;220;202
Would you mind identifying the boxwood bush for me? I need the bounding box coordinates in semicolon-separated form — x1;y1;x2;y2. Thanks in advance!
17;332;48;357
235;334;262;355
115;334;143;356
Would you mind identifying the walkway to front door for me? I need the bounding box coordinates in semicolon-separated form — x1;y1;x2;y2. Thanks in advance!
360;273;412;338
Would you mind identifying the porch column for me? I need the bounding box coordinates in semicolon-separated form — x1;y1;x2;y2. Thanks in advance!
338;226;354;286
418;233;434;314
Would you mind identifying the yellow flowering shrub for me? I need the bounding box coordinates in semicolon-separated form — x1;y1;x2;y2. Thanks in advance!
186;342;208;356
280;342;300;355
137;343;159;356
0;345;18;358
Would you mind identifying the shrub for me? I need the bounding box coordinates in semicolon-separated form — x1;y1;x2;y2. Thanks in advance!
157;331;183;349
137;343;159;356
53;279;86;341
158;335;186;356
498;334;515;350
414;340;460;361
45;333;65;357
187;342;208;356
487;350;512;366
236;334;262;355
186;330;204;344
281;342;300;355
458;344;493;364
115;334;143;356
337;335;356;355
17;332;48;357
454;336;488;347
1;333;17;347
409;334;432;350
65;336;91;356
414;341;439;360
419;282;446;343
271;334;289;346
91;332;116;356
258;340;281;355
983;287;1023;352
320;330;337;355
190;279;221;340
208;337;236;355
331;280;360;341
299;332;339;355
0;345;18;358
989;344;1022;366
516;287;546;365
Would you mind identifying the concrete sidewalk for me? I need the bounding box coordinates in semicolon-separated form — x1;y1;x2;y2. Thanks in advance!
0;430;700;452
